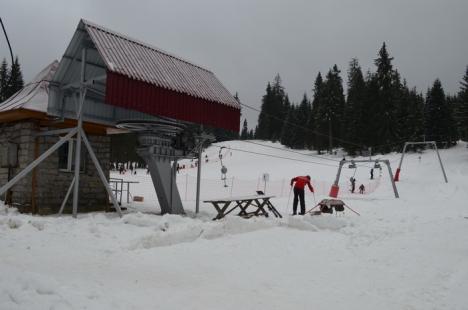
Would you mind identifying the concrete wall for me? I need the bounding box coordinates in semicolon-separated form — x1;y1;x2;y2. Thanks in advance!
0;120;111;214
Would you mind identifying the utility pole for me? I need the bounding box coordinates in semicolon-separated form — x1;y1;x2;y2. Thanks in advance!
328;115;333;154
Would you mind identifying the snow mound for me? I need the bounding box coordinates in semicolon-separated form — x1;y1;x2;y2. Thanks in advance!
127;214;347;249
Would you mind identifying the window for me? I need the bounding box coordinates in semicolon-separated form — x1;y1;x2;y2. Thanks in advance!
58;140;86;172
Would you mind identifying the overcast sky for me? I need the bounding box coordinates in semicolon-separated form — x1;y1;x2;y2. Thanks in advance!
1;0;467;128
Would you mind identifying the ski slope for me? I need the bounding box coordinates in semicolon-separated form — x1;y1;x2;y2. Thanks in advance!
1;140;467;310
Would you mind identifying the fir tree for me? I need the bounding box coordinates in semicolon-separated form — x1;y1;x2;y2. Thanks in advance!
281;104;299;148
425;79;456;146
0;58;9;102
256;74;287;141
403;86;425;141
456;66;468;140
280;95;292;146
5;56;24;99
270;74;287;141
292;93;312;149
319;65;345;152
311;72;324;150
344;58;366;154
240;119;249;140
256;83;273;139
371;43;401;152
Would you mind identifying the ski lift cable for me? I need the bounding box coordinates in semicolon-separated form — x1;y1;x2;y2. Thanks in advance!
212;145;338;168
0;17;14;68
240;140;373;169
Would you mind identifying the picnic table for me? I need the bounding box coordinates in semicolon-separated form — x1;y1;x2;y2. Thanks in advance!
204;195;282;220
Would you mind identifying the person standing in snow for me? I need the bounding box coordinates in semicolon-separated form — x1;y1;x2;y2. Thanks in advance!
290;175;314;215
350;177;356;193
370;168;374;180
359;184;365;194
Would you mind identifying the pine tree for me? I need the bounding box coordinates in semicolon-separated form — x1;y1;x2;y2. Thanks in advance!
256;83;273;140
293;93;312;149
256;74;287;141
312;72;328;153
5;56;24;99
0;58;9;102
425;79;456;146
371;43;401;153
240;119;249;140
281;104;299;148
280;95;292;145
344;58;366;155
403;86;425;141
320;65;345;153
270;74;287;141
456;66;468;140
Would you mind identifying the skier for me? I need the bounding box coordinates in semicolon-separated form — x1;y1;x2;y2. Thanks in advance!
350;177;356;193
370;168;374;180
359;184;365;194
290;175;314;215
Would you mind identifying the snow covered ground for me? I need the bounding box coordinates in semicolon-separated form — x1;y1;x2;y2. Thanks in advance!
1;140;467;310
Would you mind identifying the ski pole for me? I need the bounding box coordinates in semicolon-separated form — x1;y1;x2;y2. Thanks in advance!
286;186;293;213
312;191;317;207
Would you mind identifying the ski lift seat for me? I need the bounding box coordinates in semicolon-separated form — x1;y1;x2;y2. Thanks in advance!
374;162;381;169
348;163;357;169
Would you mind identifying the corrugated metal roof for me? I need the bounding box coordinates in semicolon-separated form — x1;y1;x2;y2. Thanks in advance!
0;60;59;113
82;19;240;109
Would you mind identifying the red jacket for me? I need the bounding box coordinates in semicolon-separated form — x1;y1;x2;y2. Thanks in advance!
291;176;314;192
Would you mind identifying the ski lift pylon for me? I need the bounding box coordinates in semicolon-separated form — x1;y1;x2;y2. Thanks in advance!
219;147;228;187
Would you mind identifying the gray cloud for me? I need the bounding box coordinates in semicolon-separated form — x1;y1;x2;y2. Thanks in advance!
1;0;467;129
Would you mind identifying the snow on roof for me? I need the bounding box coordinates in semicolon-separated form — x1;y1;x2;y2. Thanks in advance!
0;60;59;113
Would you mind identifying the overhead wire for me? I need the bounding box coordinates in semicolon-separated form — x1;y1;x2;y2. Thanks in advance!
211;144;338;168
240;140;374;168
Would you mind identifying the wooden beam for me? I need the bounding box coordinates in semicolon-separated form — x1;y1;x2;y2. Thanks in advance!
0;109;114;135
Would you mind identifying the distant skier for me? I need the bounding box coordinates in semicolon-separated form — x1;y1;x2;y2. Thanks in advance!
370;168;374;180
359;184;365;194
350;177;356;193
290;175;314;215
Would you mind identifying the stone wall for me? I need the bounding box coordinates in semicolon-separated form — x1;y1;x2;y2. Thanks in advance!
0;121;36;209
0;120;111;214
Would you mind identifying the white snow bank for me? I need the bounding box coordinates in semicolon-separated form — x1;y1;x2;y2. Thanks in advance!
124;212;347;249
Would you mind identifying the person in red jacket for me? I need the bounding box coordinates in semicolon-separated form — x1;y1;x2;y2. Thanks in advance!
290;175;314;215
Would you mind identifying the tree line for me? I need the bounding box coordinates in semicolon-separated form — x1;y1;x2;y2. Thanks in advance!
0;57;24;102
241;43;468;154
